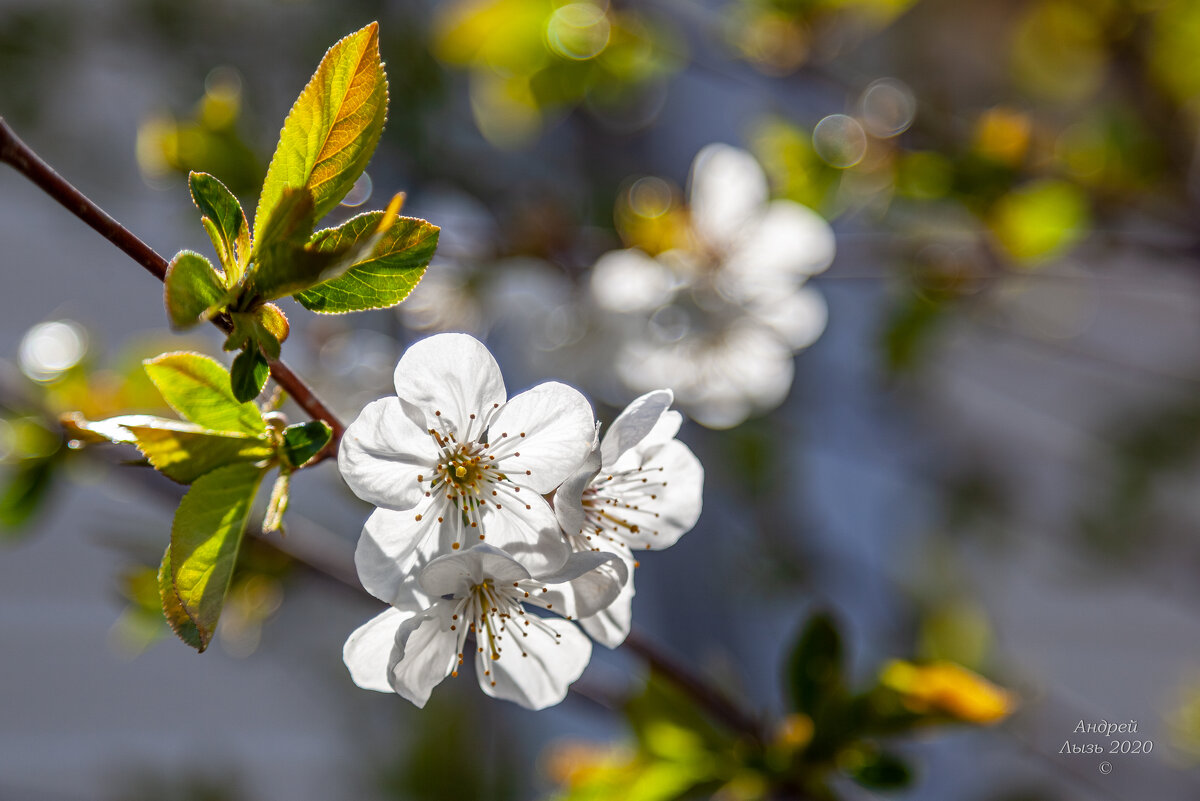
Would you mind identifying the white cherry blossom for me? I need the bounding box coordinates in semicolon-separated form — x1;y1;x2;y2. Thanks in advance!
343;543;627;710
554;389;704;647
338;333;596;608
587;144;834;428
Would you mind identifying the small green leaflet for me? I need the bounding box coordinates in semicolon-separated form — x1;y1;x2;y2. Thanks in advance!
167;462;266;652
296;211;439;313
253;22;388;245
230;347;270;404
79;416;273;484
281;420;332;468
189;171;250;283
164;251;225;330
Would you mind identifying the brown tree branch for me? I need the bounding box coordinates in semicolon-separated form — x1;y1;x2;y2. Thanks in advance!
0;116;344;458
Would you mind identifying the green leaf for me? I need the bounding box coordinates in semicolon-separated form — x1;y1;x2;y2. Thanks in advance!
253;22;388;244
164;251;225;330
246;194;399;302
74;415;273;483
231;347;269;403
169;462;266;651
262;472;289;534
144;352;266;435
252;185;316;255
281;420;332;468
295;212;439;313
189;171;250;283
158;544;204;650
848;752;913;790
786;612;844;716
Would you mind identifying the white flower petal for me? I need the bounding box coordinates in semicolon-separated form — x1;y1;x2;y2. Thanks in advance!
604;440;704;551
553;430;602;538
343;607;413;693
490;381;595;493
722;201;835;300
599;390;674;468
388;602;460;708
537;551;628;619
478;491;570;575
689;144;769;253
355;506;443;608
580;567;635;649
418;542;532;598
393;333;507;439
752;285;828;349
590;249;677;313
339;397;439;510
476;617;592;710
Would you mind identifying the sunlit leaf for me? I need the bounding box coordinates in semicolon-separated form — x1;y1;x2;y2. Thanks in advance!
254;304;290;360
295;211;439;313
230;347;269;404
189;171;250;282
164;251;225;330
143;351;265;435
249;192;403;302
72;415;272;483
251;185;315;256
280;420;332;468
158;544;203;650
253;23;388;244
168;461;266;651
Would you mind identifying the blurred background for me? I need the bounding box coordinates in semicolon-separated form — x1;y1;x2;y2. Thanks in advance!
3;0;1200;798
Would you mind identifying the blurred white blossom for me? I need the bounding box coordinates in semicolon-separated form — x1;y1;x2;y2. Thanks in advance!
588;144;834;428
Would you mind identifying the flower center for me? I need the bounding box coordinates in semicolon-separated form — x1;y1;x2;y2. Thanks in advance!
576;465;667;550
446;578;564;686
431;438;496;501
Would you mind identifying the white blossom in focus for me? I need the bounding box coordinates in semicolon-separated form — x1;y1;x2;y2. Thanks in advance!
588;144;834;428
554;390;704;647
343;543;627;709
338;333;596;608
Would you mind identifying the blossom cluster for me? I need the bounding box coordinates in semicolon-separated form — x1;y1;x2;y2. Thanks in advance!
339;333;704;710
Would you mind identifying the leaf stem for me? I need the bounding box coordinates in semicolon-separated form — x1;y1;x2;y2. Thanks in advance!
0;116;345;458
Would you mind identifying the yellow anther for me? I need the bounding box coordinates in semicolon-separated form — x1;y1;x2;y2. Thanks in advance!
455;465;468;478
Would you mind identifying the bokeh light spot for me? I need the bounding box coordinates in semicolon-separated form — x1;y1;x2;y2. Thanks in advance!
812;114;867;169
859;78;916;138
19;320;87;383
546;3;611;61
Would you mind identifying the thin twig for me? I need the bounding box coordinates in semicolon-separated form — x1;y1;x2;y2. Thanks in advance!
0;116;345;459
624;626;766;742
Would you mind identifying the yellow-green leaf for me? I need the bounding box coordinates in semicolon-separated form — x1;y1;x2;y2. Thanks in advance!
144;352;266;435
132;424;272;483
296;212;439;313
158;544;204;650
253;23;388;244
164;251;225;330
169;462;266;651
